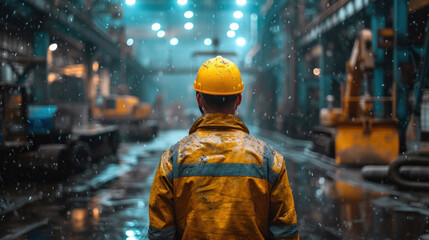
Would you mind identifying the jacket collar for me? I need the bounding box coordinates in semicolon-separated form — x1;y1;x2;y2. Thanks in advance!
189;113;250;134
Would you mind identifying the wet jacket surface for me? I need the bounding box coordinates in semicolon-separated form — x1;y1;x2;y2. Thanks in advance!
148;113;299;240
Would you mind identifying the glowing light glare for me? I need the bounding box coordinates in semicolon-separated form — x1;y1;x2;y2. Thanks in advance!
230;23;239;30
126;230;135;237
177;0;187;5
157;30;165;38
313;68;321;76
204;38;212;46
227;30;236;38
126;38;134;46
92;61;99;72
48;43;58;51
170;38;179;45
184;11;194;18
48;73;56;83
125;0;135;5
233;11;243;19
151;23;161;31
236;0;246;6
236;37;246;46
184;22;194;30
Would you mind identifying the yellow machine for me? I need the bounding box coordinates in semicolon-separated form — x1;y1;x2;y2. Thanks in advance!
92;95;152;121
92;94;157;140
316;29;399;165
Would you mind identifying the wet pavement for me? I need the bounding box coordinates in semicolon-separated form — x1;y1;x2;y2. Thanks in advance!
0;130;187;240
254;127;429;240
1;128;429;239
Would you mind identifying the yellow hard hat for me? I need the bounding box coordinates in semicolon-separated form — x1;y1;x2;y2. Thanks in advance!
194;56;244;95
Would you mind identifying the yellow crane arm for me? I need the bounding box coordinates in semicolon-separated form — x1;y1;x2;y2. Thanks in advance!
343;29;375;119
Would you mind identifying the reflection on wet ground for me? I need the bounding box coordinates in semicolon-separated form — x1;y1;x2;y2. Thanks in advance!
254;128;429;240
0;130;186;240
1;129;429;239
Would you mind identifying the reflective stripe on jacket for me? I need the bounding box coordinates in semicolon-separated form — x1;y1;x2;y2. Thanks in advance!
148;113;299;240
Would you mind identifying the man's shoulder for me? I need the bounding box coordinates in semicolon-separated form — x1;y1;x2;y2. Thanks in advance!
244;133;278;153
164;134;196;155
165;132;278;155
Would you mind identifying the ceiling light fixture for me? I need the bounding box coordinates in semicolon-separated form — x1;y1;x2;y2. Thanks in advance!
184;22;194;30
236;37;246;46
177;0;187;5
204;38;212;46
152;23;161;31
313;68;321;76
48;43;58;51
125;0;135;6
236;0;246;6
233;11;243;19
126;38;134;46
230;23;239;30
157;30;166;38
170;38;179;45
227;30;236;38
184;11;194;18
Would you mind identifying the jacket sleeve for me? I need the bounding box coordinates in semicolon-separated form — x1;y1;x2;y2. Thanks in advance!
269;151;299;240
148;149;176;240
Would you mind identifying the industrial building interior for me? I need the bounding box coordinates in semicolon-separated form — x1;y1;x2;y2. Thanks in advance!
1;0;429;239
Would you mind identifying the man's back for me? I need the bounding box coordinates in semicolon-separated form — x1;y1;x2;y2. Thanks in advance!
149;114;299;240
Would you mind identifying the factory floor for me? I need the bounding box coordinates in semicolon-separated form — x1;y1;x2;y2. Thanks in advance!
1;129;429;240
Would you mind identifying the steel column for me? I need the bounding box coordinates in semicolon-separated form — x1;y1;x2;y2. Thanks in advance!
370;2;386;119
319;38;329;109
393;0;409;152
33;31;49;103
413;18;429;117
297;53;307;114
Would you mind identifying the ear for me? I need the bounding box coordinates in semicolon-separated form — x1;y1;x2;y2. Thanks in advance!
235;93;242;107
197;93;204;107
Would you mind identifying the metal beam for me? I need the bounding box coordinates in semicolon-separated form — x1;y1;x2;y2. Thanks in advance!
20;0;122;60
298;0;372;47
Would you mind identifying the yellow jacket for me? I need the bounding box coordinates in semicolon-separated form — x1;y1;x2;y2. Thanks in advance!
148;113;299;240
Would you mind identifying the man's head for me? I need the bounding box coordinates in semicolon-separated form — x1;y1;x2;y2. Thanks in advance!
193;56;244;114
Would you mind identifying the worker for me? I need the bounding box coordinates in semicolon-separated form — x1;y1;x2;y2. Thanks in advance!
148;56;299;240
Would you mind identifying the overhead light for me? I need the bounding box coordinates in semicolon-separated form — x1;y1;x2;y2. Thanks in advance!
48;43;58;51
227;30;236;38
152;23;161;31
236;37;246;46
157;30;166;38
236;0;246;6
126;38;134;46
184;11;194;18
92;61;99;72
177;0;187;5
184;22;194;30
230;23;239;30
48;73;57;83
125;0;135;6
204;38;212;46
313;68;321;76
170;38;179;46
233;11;243;19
